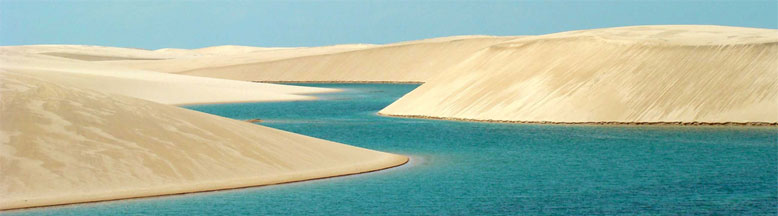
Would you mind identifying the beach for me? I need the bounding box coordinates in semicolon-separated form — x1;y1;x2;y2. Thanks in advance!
2;24;776;211
379;25;778;124
0;47;408;210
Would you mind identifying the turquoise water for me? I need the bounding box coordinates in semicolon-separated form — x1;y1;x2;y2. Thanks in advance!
9;84;777;215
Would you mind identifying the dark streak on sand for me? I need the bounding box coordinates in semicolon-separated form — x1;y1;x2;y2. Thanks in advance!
378;113;778;127
253;81;775;127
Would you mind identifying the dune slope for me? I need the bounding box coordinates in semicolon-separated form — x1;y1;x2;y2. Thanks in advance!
0;71;408;210
111;44;377;73
180;36;518;82
380;25;778;124
0;46;337;104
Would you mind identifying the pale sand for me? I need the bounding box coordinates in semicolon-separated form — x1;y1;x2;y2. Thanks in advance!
379;25;778;124
0;44;404;210
0;45;339;104
12;25;772;124
1;24;774;210
0;71;408;210
178;36;519;82
79;44;375;73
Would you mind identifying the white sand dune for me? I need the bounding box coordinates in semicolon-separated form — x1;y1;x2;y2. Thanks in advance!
179;36;518;82
3;44;376;73
1;24;774;211
379;25;778;124
109;44;377;73
0;46;338;104
0;71;408;210
0;44;407;210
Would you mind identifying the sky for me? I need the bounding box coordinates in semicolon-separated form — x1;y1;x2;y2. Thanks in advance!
0;0;776;49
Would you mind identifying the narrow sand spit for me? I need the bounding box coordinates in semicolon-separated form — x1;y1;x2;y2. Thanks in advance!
0;46;340;104
1;24;775;211
379;25;778;124
0;43;407;210
0;72;407;210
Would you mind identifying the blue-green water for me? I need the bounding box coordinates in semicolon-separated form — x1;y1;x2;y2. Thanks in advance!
9;84;777;215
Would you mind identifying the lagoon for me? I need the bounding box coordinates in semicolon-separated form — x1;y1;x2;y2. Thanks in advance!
11;83;777;215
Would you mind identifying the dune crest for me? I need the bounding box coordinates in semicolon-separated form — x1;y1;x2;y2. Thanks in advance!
379;25;778;124
0;71;408;210
179;36;518;82
0;42;409;211
1;24;773;211
0;46;339;104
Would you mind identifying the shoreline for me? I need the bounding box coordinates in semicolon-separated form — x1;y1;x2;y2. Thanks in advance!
1;156;410;212
377;113;778;127
253;80;425;84
172;84;348;106
175;98;317;106
0;74;410;211
173;95;331;106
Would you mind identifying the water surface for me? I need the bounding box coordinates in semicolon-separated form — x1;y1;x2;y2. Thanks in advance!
10;83;777;215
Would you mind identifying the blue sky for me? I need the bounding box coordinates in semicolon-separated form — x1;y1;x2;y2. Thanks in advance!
1;0;776;49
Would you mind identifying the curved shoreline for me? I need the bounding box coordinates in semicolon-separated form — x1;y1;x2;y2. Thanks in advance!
377;113;778;127
253;80;425;84
1;156;410;212
0;73;414;211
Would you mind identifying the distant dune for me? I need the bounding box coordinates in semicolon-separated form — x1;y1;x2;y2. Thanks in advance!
0;44;407;210
113;44;378;73
145;25;776;124
0;46;338;104
1;24;774;211
178;36;518;82
0;72;407;210
40;52;167;61
380;25;778;124
5;25;773;124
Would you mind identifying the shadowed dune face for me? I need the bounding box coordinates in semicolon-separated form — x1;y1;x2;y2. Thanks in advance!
380;26;778;123
0;72;407;210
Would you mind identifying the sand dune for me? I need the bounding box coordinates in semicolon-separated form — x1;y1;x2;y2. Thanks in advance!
380;25;778;124
3;45;190;60
2;44;376;73
1;24;774;211
179;36;518;82
0;71;408;210
2;68;334;105
0;44;408;210
41;52;167;61
110;44;377;73
0;46;338;104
